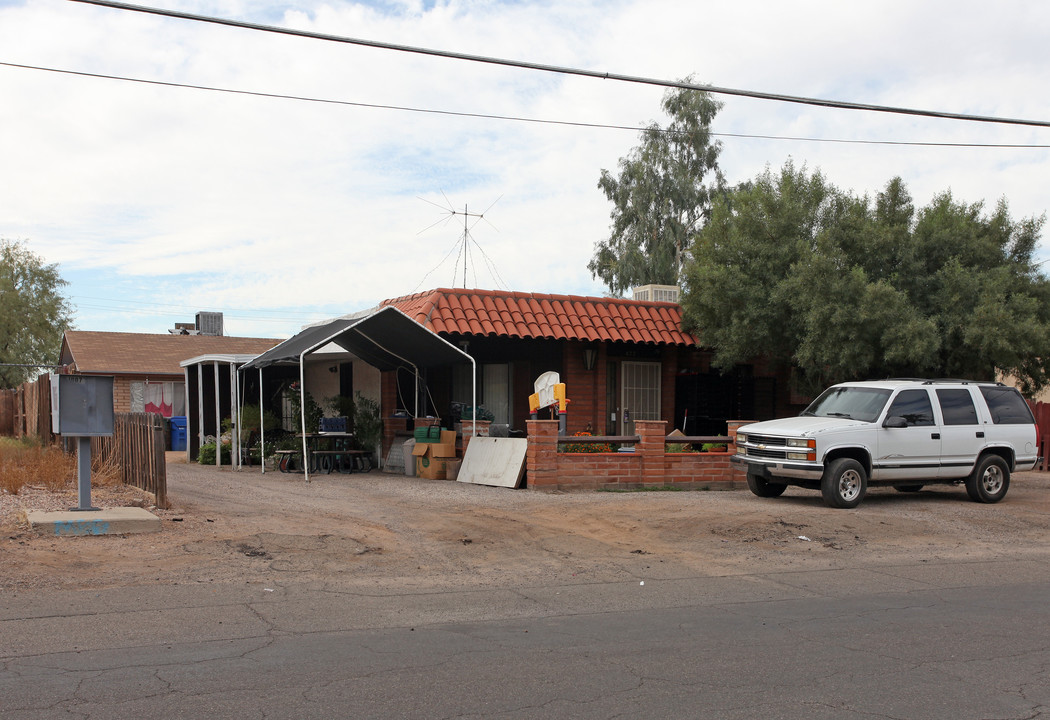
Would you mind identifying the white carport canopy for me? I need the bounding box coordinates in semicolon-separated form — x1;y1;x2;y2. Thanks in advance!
239;306;475;480
180;353;265;468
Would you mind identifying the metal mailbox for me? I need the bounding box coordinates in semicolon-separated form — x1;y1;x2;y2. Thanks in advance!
50;374;115;437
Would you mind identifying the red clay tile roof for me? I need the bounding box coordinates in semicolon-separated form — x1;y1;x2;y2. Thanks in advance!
383;288;696;346
61;331;281;376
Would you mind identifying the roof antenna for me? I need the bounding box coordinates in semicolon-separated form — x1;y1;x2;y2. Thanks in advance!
416;193;507;290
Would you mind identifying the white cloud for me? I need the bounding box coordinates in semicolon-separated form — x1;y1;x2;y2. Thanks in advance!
1;0;1048;335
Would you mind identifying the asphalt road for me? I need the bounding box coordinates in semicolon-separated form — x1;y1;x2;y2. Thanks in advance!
3;556;1048;719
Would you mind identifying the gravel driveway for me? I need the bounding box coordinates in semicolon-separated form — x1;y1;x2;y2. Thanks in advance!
3;460;1050;592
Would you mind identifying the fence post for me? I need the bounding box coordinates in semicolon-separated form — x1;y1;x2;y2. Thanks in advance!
635;420;667;486
525;420;559;489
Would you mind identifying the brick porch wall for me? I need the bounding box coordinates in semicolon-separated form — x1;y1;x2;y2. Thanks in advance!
525;418;749;491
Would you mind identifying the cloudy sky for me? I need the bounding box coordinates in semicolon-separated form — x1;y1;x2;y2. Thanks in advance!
2;0;1048;338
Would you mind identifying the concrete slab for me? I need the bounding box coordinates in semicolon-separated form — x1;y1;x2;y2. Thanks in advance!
27;507;161;536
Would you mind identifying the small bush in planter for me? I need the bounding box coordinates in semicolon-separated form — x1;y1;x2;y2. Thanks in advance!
561;431;612;453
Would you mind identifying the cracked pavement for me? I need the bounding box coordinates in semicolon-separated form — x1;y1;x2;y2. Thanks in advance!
2;465;1050;718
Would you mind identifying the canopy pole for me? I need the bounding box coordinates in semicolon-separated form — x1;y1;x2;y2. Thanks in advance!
183;364;191;463
231;363;240;469
214;361;221;468
299;350;310;483
470;356;476;437
259;368;265;474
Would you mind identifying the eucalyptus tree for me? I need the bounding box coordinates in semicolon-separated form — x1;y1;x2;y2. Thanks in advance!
589;79;724;296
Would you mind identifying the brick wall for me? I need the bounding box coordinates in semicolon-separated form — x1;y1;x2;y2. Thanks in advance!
560;341;603;435
525;418;742;491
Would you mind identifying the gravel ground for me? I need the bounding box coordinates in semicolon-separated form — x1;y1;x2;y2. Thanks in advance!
3;459;1050;592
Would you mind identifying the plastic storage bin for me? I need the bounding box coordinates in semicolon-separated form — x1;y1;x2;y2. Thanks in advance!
170;416;187;452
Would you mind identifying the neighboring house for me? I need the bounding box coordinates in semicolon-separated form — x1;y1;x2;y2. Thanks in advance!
376;286;798;438
59;330;281;419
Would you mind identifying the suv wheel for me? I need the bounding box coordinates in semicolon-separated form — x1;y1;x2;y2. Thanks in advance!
746;473;787;498
965;455;1010;503
821;458;867;509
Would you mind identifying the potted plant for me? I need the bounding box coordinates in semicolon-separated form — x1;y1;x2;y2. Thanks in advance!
352;392;383;464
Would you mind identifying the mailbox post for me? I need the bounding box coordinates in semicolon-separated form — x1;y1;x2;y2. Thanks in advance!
50;375;115;511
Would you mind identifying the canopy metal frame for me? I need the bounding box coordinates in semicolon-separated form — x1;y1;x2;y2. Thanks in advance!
239;306;475;482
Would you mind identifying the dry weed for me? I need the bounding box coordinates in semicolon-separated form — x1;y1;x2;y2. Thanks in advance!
90;449;122;487
0;441;75;494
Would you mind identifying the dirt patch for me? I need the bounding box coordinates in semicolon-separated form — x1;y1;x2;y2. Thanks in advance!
3;462;1050;591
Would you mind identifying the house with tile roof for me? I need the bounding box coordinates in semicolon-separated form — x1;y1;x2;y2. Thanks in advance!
377;287;792;440
60;330;280;420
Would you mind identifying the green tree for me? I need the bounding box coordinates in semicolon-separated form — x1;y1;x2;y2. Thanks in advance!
681;162;1050;395
0;239;73;388
589;79;724;296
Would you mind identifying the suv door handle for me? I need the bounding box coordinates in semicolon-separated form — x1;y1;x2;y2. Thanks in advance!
931;433;940;440
976;431;985;438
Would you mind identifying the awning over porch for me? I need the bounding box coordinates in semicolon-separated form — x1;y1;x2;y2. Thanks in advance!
240;305;470;372
239;305;475;480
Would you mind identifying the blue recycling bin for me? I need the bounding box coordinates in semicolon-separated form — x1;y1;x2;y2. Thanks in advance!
170;416;187;452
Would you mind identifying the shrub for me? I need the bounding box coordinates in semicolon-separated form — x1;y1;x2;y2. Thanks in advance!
197;441;231;465
352;391;383;452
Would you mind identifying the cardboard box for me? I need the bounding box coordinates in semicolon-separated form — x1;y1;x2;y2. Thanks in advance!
412;436;458;480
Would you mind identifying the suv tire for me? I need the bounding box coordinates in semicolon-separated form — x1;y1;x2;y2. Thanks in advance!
746;473;788;498
821;458;867;509
965;454;1010;503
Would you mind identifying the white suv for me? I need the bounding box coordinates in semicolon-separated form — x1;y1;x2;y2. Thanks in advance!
732;379;1041;508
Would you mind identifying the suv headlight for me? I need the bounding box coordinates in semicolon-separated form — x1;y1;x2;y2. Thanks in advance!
785;438;816;461
736;433;748;444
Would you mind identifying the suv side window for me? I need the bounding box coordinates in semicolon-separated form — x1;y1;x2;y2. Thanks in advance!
936;389;979;425
886;389;935;426
979;386;1036;424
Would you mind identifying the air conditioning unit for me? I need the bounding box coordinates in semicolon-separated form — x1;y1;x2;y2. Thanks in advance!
196;311;224;336
631;284;680;303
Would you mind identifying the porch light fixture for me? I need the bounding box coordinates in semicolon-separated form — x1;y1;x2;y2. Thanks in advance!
583;347;598;371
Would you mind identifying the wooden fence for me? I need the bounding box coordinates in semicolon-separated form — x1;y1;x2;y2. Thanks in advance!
0;388;14;436
92;413;168;508
1;373;54;443
1029;401;1050;472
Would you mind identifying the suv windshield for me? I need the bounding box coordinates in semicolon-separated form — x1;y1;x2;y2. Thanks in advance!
801;386;892;422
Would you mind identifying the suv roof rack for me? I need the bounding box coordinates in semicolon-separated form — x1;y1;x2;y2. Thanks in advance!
918;379;1004;386
882;378;1006;386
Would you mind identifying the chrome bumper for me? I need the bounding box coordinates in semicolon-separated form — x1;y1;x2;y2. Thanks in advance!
730;454;825;480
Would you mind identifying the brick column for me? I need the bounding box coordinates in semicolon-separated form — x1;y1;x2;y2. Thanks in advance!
526;420;559;490
726;420;752;453
635;419;667;486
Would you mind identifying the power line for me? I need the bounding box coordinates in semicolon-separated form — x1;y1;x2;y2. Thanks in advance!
2;61;1047;149
71;0;1050;129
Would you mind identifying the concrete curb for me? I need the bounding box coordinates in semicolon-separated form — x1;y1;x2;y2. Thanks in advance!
27;507;162;536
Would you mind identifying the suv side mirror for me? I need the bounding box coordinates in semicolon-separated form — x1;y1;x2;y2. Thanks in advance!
883;416;908;429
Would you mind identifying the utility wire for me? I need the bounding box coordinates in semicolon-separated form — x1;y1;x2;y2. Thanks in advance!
72;0;1050;129
2;61;1047;149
